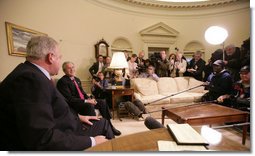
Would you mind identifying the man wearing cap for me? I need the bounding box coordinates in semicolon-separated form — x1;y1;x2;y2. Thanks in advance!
202;60;233;105
217;65;250;111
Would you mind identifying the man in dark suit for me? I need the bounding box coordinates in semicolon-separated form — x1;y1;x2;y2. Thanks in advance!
57;61;121;136
224;44;242;82
89;55;104;77
186;50;206;81
0;36;114;150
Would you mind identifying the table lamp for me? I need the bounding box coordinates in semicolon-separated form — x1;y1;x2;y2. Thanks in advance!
109;52;129;88
204;26;228;61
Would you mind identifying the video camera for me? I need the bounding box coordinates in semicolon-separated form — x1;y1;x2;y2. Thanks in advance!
92;75;101;82
136;64;146;73
149;52;161;67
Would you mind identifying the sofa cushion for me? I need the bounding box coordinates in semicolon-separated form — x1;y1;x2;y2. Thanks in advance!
131;78;158;96
135;94;170;105
157;77;178;95
188;77;205;93
174;77;189;91
187;92;204;102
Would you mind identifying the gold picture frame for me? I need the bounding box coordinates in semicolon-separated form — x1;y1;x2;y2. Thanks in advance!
5;22;47;57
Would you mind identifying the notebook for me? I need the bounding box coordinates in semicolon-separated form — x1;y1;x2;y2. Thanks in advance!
167;123;209;145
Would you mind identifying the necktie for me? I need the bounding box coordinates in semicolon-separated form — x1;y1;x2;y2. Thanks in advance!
72;78;85;100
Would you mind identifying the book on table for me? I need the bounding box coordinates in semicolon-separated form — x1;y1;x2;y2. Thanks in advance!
157;140;208;151
167;123;209;145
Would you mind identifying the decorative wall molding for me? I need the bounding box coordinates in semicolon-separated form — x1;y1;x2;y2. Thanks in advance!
184;41;205;52
120;0;246;9
111;37;133;52
87;0;249;18
139;22;179;44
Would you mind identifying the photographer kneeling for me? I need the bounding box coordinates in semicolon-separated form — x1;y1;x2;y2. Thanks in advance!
91;72;109;99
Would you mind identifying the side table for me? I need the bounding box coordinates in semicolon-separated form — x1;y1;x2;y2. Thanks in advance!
106;87;134;119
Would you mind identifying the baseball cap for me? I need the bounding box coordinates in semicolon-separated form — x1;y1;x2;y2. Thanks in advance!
213;60;224;67
240;66;250;73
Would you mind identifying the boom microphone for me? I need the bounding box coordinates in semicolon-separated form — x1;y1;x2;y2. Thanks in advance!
144;116;165;130
147;100;218;114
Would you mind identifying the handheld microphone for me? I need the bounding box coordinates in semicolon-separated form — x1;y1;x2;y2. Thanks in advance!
144;116;164;130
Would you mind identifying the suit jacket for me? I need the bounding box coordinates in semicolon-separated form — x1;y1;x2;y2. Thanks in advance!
56;75;96;116
0;61;92;150
57;76;112;120
187;58;206;81
224;47;242;81
89;62;100;76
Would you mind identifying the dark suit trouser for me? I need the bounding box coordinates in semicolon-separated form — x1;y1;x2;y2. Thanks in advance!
83;118;114;139
94;99;112;120
79;103;97;116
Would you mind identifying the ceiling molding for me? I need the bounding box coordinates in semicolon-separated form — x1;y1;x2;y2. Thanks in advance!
119;0;247;9
87;0;249;18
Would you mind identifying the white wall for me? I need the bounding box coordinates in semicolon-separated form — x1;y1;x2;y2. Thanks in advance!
0;0;250;81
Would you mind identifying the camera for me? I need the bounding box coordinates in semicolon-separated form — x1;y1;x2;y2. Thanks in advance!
136;64;146;73
149;52;161;67
93;76;101;82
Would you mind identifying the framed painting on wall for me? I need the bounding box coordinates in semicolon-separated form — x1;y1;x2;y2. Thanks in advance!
95;38;109;58
5;22;47;57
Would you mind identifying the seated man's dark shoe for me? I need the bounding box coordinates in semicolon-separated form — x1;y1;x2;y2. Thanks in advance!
112;126;121;136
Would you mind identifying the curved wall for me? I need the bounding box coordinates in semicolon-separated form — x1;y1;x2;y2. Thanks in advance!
0;0;250;81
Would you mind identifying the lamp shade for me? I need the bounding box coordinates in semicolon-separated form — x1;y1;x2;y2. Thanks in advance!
204;26;228;45
109;52;129;69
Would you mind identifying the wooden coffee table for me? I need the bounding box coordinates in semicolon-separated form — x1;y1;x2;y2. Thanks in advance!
162;103;249;145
